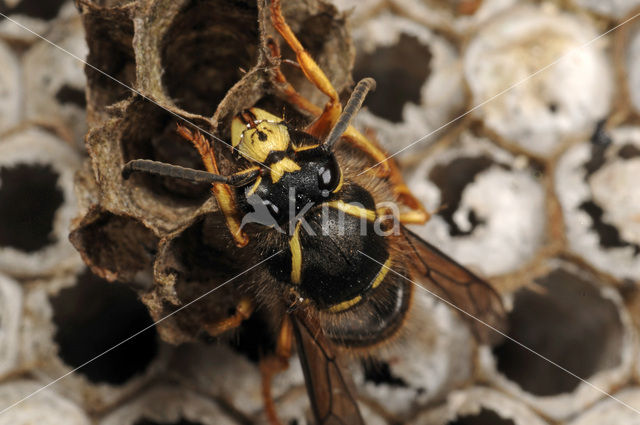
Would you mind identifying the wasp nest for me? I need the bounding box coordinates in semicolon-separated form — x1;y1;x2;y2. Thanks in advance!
71;0;353;344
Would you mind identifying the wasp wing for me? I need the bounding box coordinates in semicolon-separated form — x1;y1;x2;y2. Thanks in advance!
401;225;506;344
290;311;364;425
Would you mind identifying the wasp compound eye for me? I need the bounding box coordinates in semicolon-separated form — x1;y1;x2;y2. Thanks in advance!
317;156;342;197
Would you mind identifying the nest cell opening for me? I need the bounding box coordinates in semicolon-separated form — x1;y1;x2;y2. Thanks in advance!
579;200;640;255
353;33;432;123
446;409;516;425
120;104;213;202
362;358;408;388
160;216;254;339
134;419;203;425
580;142;640;255
228;308;277;363
69;211;159;281
0;163;64;253
161;0;259;117
55;84;87;109
618;144;640;159
83;6;135;111
50;269;158;385
492;268;623;396
428;156;500;237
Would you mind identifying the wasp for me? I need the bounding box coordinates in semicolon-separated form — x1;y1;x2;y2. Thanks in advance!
122;1;505;423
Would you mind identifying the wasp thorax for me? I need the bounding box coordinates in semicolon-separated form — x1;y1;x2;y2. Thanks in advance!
230;108;291;163
237;152;343;231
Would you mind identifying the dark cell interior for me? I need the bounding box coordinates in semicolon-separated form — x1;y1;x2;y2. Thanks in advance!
446;408;515;425
580;139;640;256
134;418;203;425
362;357;408;387
228;309;276;363
50;269;158;385
353;33;432;123
618;143;640;159
55;84;87;108
493;268;623;396
579;201;640;255
3;0;66;20
83;7;135;110
69;212;159;282
0;163;64;252
120;104;212;202
163;216;257;341
589;119;611;148
428;156;500;236
583;143;608;178
161;0;259;116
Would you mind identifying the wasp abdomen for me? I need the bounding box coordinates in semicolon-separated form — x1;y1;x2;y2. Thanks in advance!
266;184;392;312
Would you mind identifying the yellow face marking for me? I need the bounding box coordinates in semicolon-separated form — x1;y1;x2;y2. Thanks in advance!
326;201;377;222
371;256;393;289
328;295;362;313
290;221;303;284
246;175;262;197
230;108;291;163
270;158;301;183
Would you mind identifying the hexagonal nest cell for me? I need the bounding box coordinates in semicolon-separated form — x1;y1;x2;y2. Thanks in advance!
160;0;260;117
353;32;432;123
0;163;64;253
493;266;624;396
50;269;159;385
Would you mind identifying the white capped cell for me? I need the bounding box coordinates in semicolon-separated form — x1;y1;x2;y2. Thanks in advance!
464;5;613;157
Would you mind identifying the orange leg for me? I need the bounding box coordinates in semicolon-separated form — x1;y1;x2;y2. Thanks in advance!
266;37;391;177
260;315;294;425
269;0;341;139
388;155;430;224
201;297;255;337
360;129;429;224
176;124;249;247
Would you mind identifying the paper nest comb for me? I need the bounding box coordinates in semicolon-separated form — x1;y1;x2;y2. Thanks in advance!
70;0;354;344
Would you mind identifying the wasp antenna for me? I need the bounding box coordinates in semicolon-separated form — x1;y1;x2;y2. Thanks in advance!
324;77;376;151
122;159;235;185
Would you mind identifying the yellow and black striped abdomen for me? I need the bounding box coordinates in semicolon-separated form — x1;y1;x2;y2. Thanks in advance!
267;184;391;312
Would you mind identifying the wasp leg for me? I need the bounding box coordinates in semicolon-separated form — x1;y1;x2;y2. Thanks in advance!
201;297;255;337
355;129;429;224
267;38;320;118
176;124;249;247
269;0;341;140
266;37;391;177
260;315;294;425
388;157;430;225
